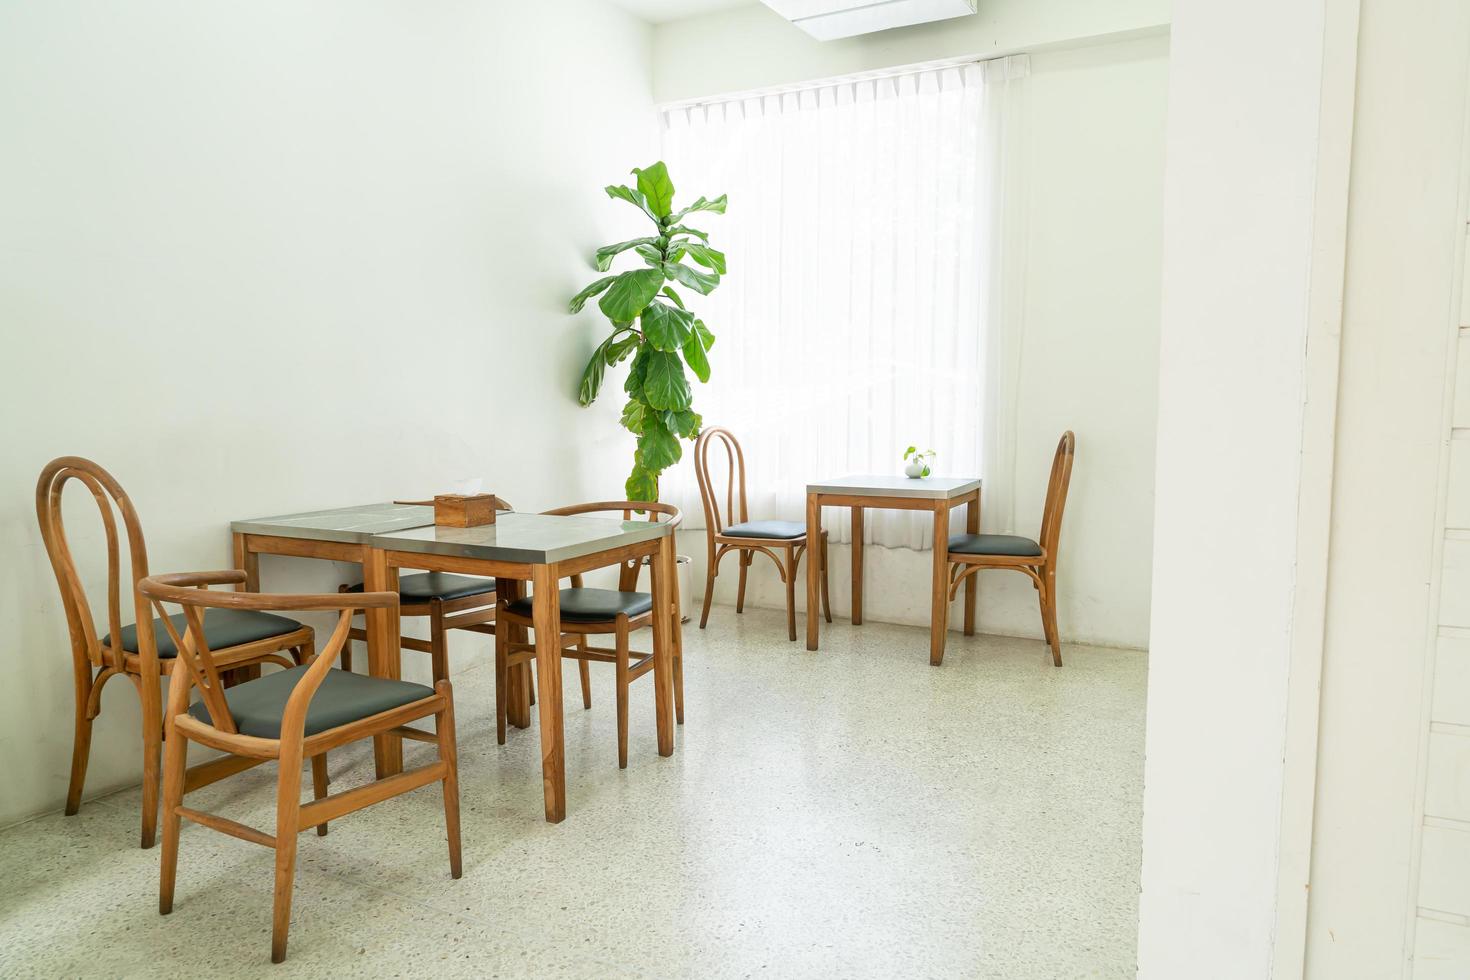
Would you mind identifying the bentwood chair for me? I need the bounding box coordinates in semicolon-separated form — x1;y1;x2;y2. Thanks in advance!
36;457;315;848
947;431;1076;666
496;501;683;769
139;571;461;964
694;427;830;641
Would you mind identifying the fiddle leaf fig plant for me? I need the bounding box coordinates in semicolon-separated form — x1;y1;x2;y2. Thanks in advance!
571;161;727;501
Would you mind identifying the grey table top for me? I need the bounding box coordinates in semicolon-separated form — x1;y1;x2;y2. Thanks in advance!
370;512;672;565
806;475;982;499
231;502;435;544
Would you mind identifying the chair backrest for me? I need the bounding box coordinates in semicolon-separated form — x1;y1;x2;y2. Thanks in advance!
136;571;397;738
36;457;152;672
1038;431;1076;560
693;427;747;538
541;500;682;591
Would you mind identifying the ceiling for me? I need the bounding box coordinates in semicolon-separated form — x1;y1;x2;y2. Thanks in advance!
605;0;756;25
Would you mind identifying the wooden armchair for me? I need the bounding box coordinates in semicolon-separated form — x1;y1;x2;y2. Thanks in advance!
138;571;461;963
947;431;1076;665
693;427;830;641
36;457;314;848
496;501;683;769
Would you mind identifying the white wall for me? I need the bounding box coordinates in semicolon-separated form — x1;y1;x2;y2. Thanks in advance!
655;18;1168;651
0;0;657;827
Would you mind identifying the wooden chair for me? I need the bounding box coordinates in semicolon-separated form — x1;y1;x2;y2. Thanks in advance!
139;571;461;964
495;501;683;769
36;457;315;849
693;427;830;641
946;431;1076;666
337;570;501;683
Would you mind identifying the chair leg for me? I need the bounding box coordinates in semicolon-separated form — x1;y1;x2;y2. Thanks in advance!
699;560;717;629
820;534;832;623
1035;578;1051;646
310;754;329;837
578;647;592;710
784;546;797;642
435;680;463;880
494;608;509;746
1044;569;1063;667
271;744;304;964
429;599;449;683
673;619;685;726
736;551;750;613
65;673;95;816
139;678;163;849
158;726;187;915
615;619;630;770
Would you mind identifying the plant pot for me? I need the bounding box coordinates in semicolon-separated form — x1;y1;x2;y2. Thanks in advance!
904;460;927;479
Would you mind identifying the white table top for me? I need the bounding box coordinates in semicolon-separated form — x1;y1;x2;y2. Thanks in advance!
806;475;982;500
370;512;672;565
231;502;435;544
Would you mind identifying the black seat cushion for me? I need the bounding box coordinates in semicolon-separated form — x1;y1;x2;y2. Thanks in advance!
507;588;654;624
723;520;806;540
105;609;303;658
345;572;495;603
947;533;1043;558
187;665;435;739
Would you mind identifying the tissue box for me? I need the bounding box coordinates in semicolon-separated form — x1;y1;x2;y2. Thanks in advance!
433;493;503;528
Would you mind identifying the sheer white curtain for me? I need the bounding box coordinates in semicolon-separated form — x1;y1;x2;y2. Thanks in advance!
662;57;1025;549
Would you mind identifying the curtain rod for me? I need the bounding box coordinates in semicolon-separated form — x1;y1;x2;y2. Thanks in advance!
658;52;1027;114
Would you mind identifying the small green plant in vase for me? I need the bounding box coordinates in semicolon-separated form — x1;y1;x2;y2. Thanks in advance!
904;446;935;479
570;161;727;501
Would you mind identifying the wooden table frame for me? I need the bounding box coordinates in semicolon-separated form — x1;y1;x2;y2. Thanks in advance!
805;483;981;666
367;532;678;824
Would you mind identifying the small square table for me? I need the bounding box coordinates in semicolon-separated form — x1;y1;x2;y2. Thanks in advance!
805;475;982;665
367;512;680;823
231;502;435;589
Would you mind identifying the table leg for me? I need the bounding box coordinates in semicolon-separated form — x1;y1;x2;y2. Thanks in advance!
851;506;864;625
930;500;950;666
365;550;403;776
530;563;566;823
232;533;259;592
964;493;980;636
806;491;821;651
650;536;675;756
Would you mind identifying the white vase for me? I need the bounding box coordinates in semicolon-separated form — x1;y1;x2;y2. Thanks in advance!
904;459;926;479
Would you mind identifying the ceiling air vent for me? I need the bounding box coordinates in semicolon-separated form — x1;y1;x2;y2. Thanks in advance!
760;0;978;41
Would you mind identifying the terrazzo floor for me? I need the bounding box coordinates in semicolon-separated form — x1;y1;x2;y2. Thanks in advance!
0;607;1147;979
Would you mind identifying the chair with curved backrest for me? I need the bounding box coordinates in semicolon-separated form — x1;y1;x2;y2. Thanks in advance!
139;571;461;964
495;501;682;769
946;431;1076;666
336;500;514;683
35;457;315;848
693;427;830;641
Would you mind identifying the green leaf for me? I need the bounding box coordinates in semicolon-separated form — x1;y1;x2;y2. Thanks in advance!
666;262;720;296
569;276;617;314
632;162;675;218
625;345;650;395
641;350;691;411
637;415;682;470
665;409;702;439
671;193;727;222
594;238;658;272
605;184;658;223
640;301;695;352
681;243;726;274
683;329;710;383
598;268;664;321
578;342;609;406
666;225;708;241
904;445;917;458
634;243;664;267
625;463;658;503
693;318;715;351
620;398;648;434
661;286;685;309
604;331;639;365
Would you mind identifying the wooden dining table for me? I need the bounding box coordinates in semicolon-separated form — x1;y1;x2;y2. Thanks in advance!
231;503;680;823
804;475;982;666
